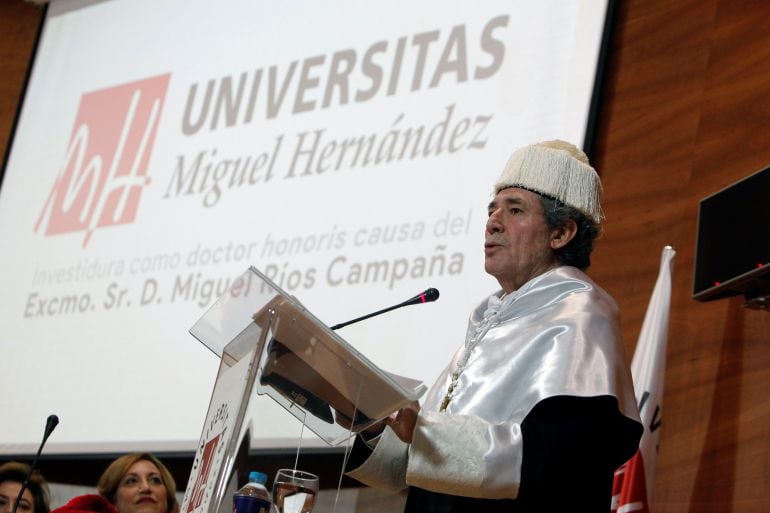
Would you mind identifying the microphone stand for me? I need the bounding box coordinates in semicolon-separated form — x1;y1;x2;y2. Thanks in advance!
330;288;439;330
330;302;409;330
11;415;58;513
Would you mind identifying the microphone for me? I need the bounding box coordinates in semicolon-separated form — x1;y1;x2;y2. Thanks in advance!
42;414;59;444
401;287;440;306
330;288;440;330
12;415;59;513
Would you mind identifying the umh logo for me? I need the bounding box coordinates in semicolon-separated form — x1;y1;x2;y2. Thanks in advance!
35;74;171;247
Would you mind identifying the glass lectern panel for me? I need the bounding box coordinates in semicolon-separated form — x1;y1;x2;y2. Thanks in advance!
190;267;426;445
183;267;426;513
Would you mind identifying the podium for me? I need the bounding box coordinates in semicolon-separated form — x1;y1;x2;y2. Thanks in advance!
180;267;426;513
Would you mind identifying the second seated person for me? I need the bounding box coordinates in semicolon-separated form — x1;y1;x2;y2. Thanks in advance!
97;453;179;513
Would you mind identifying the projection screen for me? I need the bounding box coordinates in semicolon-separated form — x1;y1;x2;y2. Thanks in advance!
0;0;610;454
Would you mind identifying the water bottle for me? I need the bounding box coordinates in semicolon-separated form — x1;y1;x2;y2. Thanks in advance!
233;471;272;513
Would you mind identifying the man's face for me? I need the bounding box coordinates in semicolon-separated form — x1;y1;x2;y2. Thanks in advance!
484;187;559;293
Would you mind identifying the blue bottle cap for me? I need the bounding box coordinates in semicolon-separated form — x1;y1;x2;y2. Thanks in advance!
249;471;267;485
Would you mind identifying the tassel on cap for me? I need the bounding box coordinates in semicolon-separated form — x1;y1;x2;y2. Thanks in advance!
494;140;603;225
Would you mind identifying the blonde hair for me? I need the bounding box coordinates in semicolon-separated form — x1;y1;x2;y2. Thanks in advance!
97;453;179;513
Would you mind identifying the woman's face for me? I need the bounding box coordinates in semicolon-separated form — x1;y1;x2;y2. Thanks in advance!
114;460;168;513
0;481;34;513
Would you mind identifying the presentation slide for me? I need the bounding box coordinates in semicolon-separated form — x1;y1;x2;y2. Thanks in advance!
0;0;608;453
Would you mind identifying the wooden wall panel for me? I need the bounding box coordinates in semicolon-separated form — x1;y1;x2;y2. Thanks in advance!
0;0;42;168
593;0;770;511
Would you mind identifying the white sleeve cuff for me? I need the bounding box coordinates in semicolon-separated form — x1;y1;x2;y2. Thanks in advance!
406;409;522;499
346;426;409;494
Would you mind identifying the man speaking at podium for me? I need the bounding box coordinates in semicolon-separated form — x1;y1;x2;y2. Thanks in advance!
347;140;643;512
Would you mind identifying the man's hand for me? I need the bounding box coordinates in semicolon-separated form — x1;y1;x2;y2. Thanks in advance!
385;401;421;444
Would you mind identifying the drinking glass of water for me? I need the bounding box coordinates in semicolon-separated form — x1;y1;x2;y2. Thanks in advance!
272;469;319;513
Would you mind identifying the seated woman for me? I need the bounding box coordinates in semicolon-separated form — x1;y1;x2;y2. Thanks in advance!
0;462;50;513
97;454;179;513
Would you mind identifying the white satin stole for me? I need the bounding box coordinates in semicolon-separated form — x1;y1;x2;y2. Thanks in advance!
348;266;641;499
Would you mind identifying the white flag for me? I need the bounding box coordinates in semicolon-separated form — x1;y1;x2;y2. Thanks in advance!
611;245;676;513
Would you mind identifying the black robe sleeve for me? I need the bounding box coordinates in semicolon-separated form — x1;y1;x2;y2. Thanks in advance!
402;395;642;513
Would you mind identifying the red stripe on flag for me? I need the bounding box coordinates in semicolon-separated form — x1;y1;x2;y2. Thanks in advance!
611;450;649;513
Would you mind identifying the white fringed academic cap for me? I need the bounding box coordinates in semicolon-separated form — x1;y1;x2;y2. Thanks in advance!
494;140;603;225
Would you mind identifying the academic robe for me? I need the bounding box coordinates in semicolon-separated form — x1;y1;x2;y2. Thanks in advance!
347;266;643;512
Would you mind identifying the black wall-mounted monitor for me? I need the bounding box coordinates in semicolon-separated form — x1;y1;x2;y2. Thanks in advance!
693;165;770;302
